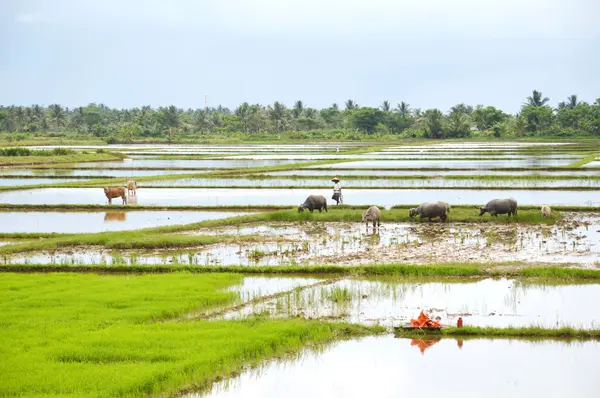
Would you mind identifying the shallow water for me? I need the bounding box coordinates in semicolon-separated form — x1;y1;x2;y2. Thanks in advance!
0;178;85;186
144;177;600;189
70;159;305;169
312;159;576;169
583;161;600;168
0;211;249;234
0;169;203;177
268;169;600;177
1;187;599;206
197;336;600;398
12;215;600;266
222;277;600;328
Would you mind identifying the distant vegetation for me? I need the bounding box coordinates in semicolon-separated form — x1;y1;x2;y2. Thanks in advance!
0;90;599;143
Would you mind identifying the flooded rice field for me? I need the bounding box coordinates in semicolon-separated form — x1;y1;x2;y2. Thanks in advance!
267;169;600;177
144;177;600;189
311;159;577;169
0;168;204;177
70;159;306;169
196;336;600;398
1;187;600;206
10;213;600;266
0;211;249;234
0;178;86;186
220;276;600;328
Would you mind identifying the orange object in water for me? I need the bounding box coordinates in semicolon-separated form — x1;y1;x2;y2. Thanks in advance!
411;338;440;354
410;310;441;328
457;317;463;328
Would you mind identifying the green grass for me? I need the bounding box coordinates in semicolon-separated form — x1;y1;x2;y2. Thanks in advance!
395;325;600;340
4;263;600;281
567;153;600;168
0;272;380;396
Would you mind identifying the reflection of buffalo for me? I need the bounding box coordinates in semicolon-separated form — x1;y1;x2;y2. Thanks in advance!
104;211;127;222
126;180;138;196
104;187;127;204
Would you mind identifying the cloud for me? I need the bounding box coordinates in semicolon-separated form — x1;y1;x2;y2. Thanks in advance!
15;13;44;24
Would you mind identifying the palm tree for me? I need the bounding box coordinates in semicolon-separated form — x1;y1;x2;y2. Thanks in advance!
71;107;85;131
345;100;357;111
193;109;212;132
235;102;251;132
331;103;339;111
526;90;550;107
424;109;444;138
395;102;411;118
268;102;287;132
48;104;66;130
292;101;304;118
14;107;25;132
449;103;473;115
380;101;391;112
32;104;44;122
304;108;317;119
446;112;472;138
515;114;526;137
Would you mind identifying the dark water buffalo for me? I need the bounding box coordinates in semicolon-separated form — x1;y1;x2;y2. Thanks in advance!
298;195;328;213
479;198;517;217
409;202;448;222
104;187;127;204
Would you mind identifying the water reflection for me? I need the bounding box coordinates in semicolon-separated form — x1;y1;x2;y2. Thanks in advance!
104;212;126;222
410;338;441;355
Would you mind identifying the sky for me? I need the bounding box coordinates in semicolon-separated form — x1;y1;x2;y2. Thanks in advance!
1;0;599;114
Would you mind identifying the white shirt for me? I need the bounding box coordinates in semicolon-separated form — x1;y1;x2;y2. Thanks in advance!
333;182;341;192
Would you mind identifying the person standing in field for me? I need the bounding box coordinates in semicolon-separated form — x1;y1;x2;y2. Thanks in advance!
332;177;343;205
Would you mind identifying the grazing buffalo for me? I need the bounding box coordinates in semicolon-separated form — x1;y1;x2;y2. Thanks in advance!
409;202;448;222
541;205;552;218
126;180;138;196
479;198;517;217
298;195;328;213
104;187;127;205
362;206;381;229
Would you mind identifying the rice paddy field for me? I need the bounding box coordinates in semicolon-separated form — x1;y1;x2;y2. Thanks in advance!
2;141;600;397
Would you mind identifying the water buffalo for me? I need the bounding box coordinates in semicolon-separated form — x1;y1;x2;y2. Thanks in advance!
409;202;448;222
126;180;138;196
541;205;552;217
298;195;328;213
362;206;381;229
479;198;517;217
104;187;127;205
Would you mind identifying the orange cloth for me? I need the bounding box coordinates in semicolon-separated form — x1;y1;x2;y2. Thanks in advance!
410;310;441;328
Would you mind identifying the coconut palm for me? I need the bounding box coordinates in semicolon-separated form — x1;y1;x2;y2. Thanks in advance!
304;108;317;119
14;107;25;132
380;101;391;112
292;100;304;118
48;104;67;130
193;109;212;132
424;109;445;138
331;103;339;111
446;112;472;138
525;90;550;107
395;102;411;118
345;100;357;111
268;101;287;132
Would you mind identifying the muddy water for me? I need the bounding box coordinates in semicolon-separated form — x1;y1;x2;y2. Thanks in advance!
0;178;86;186
268;169;600;177
0;211;249;234
0;169;203;177
1;187;599;206
222;277;600;328
11;214;600;266
185;214;600;266
70;159;305;169
144;177;600;188
196;336;600;398
312;159;577;168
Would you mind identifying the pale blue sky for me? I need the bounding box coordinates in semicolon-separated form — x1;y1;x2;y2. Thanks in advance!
1;0;598;113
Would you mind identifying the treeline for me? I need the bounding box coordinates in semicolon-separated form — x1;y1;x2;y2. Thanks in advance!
0;90;599;141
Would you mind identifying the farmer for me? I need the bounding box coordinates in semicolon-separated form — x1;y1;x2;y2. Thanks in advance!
332;177;343;205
